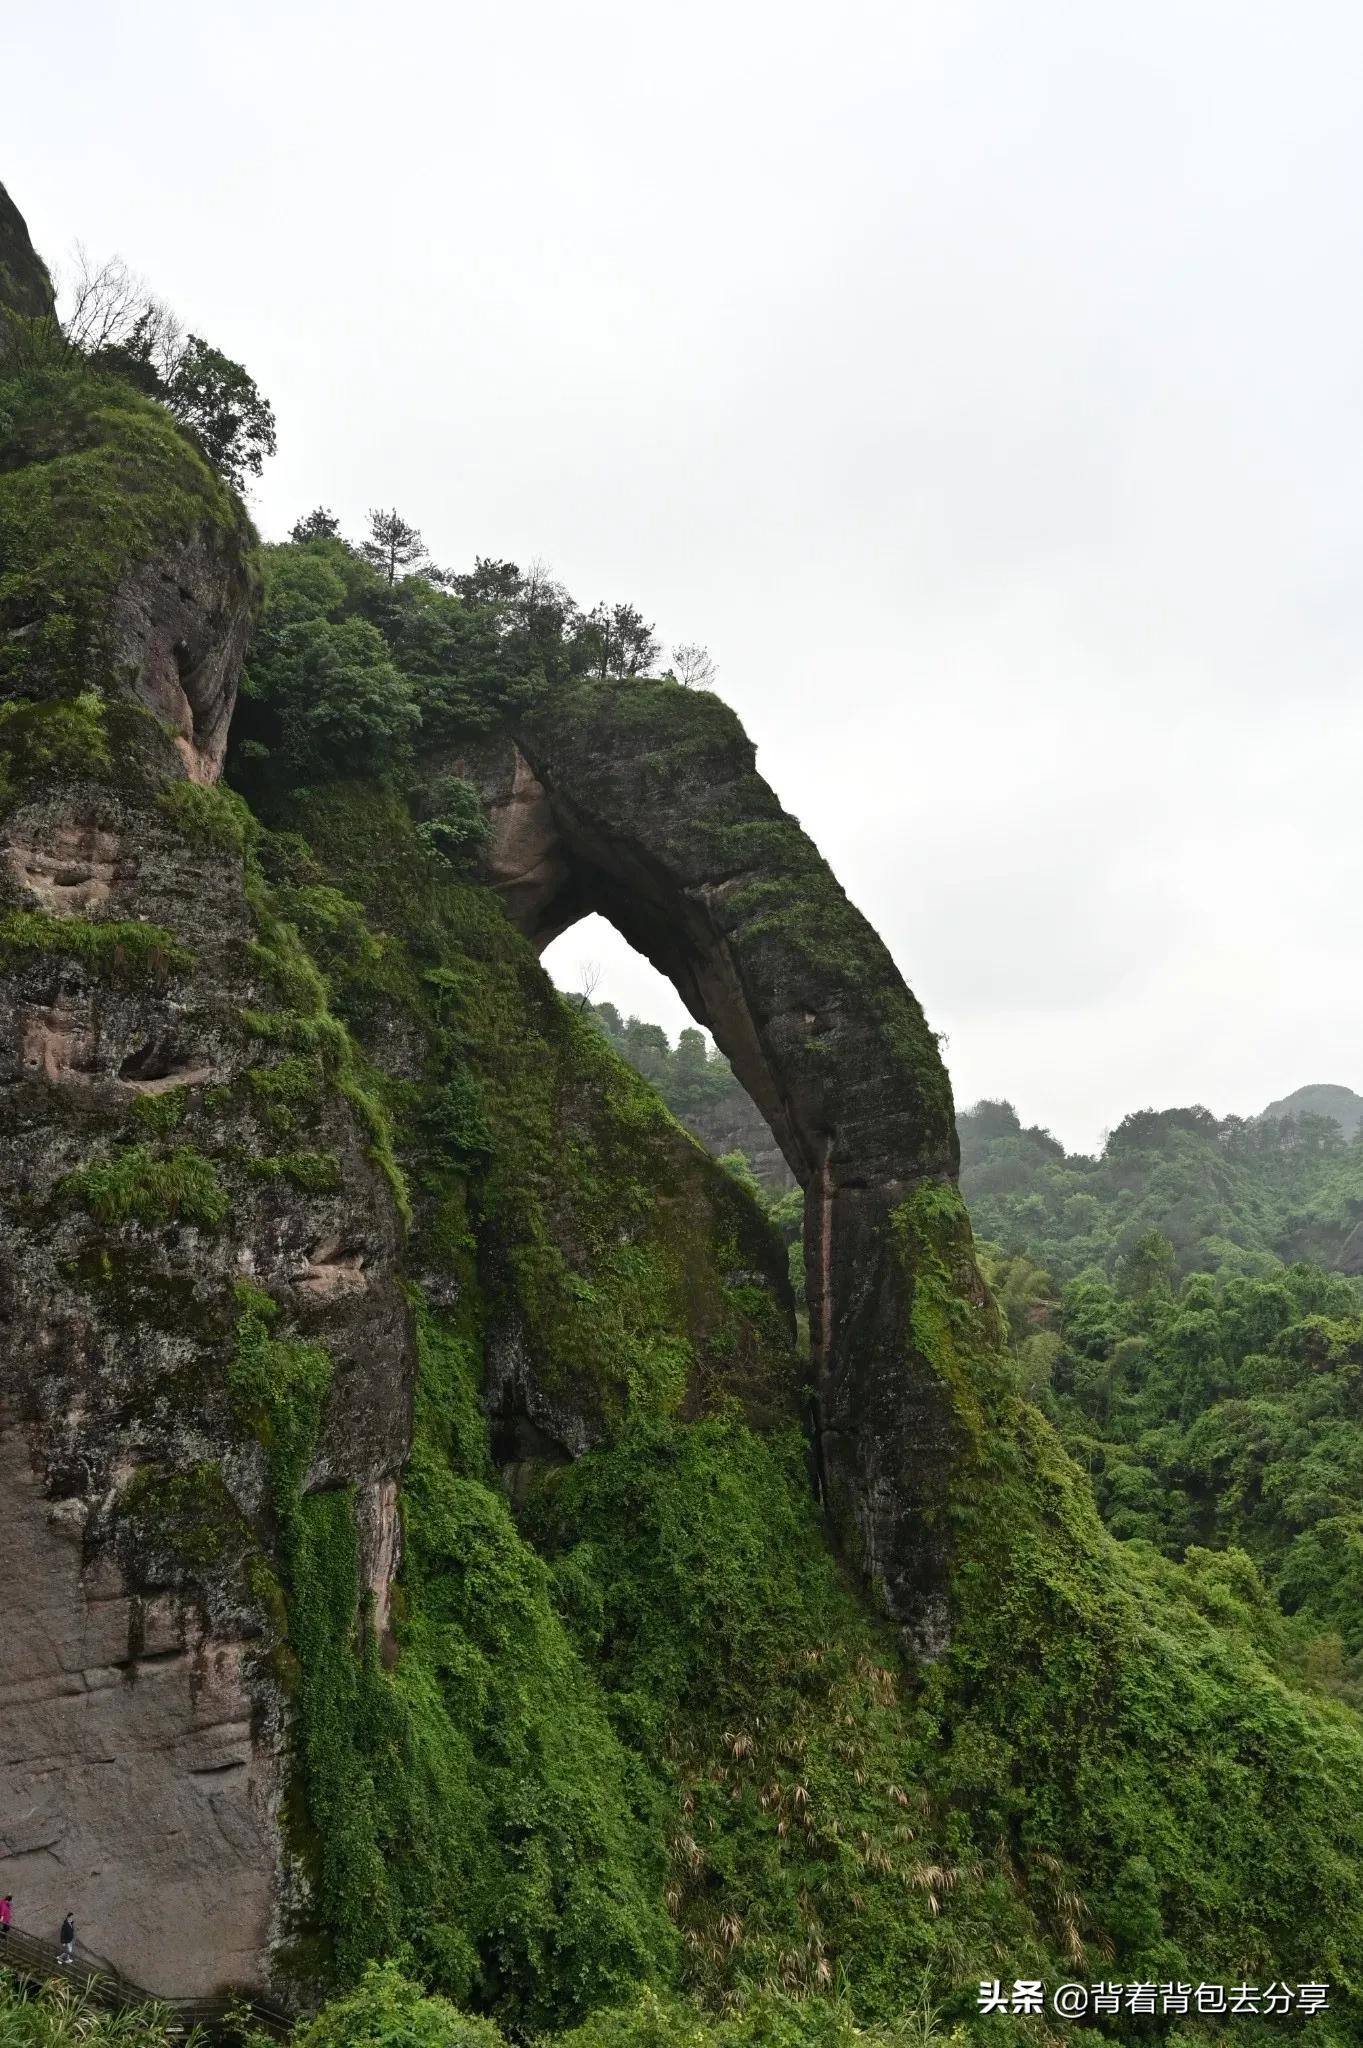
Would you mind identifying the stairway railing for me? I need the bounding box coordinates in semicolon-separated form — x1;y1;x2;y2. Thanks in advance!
0;1925;292;2037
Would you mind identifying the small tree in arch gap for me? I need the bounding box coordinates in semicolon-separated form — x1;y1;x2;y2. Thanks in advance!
672;642;717;690
362;508;430;584
573;960;603;1012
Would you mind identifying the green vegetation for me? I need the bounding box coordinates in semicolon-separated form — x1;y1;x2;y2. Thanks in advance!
0;690;111;785
242;1149;344;1193
587;1004;748;1128
229;530;675;789
950;1092;1363;1703
291;1963;953;2048
7;277;1363;2043
0;911;191;983
0;1978;206;2048
116;1459;251;1572
0;352;254;699
206;777;1363;2040
61;1143;229;1227
264;779;796;1432
980;1226;1363;1689
958;1096;1363;1282
156;777;253;851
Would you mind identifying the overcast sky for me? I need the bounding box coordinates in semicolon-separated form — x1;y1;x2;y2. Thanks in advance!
10;2;1363;1151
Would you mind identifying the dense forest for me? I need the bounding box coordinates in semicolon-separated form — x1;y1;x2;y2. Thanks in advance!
621;1035;1363;1711
958;1095;1363;1284
957;1096;1363;1707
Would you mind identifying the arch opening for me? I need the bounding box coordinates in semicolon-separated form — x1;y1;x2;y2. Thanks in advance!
447;698;964;1655
478;749;823;1195
544;915;797;1199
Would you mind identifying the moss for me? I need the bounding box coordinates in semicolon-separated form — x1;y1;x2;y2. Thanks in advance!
245;917;331;1016
157;777;254;853
0;909;191;982
0;691;111;797
237;850;413;1224
241;1149;344;1194
360;1302;678;2026
337;1070;412;1225
61;1142;229;1227
229;1281;332;1506
223;1284;399;1987
129;1086;189;1134
289;1486;401;1981
65;1244;228;1349
246;1052;328;1131
0;358;257;699
116;1459;251;1573
262;781;794;1433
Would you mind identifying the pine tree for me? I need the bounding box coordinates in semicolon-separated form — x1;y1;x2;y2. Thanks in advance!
362;507;429;584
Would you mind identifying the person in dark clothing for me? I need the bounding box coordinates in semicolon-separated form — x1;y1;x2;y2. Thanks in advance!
58;1913;74;1965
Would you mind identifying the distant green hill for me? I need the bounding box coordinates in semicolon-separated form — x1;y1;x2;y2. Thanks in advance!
1260;1081;1363;1138
958;1096;1363;1281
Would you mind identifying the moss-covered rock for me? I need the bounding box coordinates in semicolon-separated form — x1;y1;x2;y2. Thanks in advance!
0;357;258;773
444;685;959;1647
0;179;54;324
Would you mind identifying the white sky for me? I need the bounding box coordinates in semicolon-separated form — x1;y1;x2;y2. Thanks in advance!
9;2;1363;1152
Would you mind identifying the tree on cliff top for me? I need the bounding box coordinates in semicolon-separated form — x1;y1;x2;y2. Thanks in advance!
163;334;277;489
58;249;277;490
576;601;660;680
290;505;344;543
672;641;717;690
363;507;430;584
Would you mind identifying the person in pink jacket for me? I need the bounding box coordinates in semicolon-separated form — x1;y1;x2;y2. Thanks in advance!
0;1895;11;1940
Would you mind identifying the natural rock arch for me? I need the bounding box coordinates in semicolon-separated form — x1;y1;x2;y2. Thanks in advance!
456;677;982;1654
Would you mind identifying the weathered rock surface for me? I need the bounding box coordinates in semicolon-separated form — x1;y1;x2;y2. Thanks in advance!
0;1425;276;1994
681;1087;796;1194
109;537;257;783
0;761;414;1994
454;681;976;1652
0;181;54;324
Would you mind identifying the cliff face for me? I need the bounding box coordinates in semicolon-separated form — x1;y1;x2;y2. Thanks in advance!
0;183;53;323
0;259;797;2001
681;1085;796;1193
0;568;413;1993
0;276;415;1989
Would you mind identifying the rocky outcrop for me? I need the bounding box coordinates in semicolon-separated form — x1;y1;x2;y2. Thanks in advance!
0;752;414;1996
454;681;976;1653
0;181;54;325
1;1425;276;1992
680;1087;796;1194
0;208;410;1989
0;267;258;783
109;536;257;784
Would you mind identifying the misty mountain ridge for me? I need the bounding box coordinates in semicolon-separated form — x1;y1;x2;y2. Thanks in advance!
1259;1080;1363;1138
